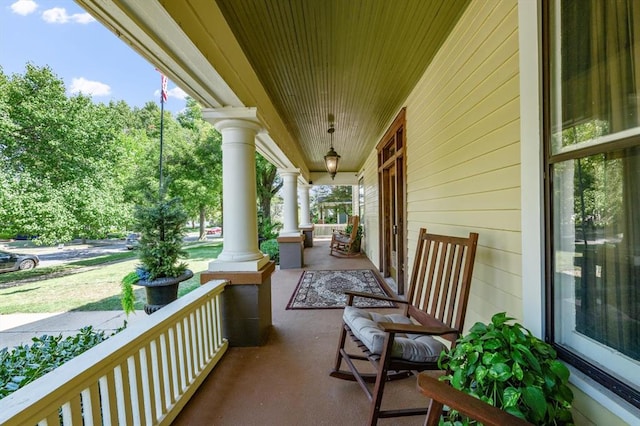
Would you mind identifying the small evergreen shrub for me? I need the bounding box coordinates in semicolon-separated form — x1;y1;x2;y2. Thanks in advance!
260;239;280;264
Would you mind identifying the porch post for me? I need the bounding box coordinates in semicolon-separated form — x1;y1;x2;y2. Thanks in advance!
278;169;304;268
200;107;273;346
206;114;269;271
299;184;312;227
279;169;301;236
299;184;314;247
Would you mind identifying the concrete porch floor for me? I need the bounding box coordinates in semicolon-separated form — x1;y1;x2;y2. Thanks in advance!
173;238;431;426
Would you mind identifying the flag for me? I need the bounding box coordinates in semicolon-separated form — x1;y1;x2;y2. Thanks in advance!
161;74;168;103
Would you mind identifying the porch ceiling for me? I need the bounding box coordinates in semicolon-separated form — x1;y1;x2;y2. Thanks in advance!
76;0;469;180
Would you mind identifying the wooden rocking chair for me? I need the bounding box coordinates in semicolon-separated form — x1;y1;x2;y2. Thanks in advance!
329;215;361;257
329;228;479;425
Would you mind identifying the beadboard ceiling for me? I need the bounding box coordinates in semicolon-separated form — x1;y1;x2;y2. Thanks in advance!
77;0;469;178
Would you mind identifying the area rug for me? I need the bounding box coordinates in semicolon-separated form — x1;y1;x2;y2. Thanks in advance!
286;269;397;309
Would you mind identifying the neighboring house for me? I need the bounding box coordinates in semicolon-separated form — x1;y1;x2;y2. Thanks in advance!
72;1;640;423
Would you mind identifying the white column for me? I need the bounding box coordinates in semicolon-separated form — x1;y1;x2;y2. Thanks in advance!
279;169;300;236
352;185;359;218
205;114;269;272
298;184;312;227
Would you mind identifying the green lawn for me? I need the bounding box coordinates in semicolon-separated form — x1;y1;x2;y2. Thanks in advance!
0;242;223;313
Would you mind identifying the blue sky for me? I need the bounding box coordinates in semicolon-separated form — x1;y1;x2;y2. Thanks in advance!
0;0;187;115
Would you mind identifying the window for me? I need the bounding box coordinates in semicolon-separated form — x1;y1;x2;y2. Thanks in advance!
545;0;640;407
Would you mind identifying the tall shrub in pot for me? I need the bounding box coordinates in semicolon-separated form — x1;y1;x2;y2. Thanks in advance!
121;196;193;315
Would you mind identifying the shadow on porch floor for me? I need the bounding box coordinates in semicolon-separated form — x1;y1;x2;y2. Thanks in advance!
173;238;430;426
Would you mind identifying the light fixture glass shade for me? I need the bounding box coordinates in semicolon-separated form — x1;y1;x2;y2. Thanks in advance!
324;147;340;179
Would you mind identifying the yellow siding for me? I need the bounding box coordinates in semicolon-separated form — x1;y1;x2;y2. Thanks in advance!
358;0;634;423
404;0;521;325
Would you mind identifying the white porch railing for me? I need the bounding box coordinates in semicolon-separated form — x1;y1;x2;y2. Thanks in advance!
0;279;229;426
313;223;345;237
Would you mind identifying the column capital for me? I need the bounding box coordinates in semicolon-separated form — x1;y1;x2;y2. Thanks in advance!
202;107;264;132
277;168;301;177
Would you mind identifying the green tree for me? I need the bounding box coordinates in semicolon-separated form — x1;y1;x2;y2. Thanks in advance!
0;64;133;243
256;153;283;238
171;99;222;239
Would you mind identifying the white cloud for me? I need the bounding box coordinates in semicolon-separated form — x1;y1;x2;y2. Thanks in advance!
72;12;95;24
42;7;95;24
11;0;38;15
69;78;111;97
169;87;188;100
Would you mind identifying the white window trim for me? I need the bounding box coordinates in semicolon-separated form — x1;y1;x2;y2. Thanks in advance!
518;0;640;421
518;0;545;338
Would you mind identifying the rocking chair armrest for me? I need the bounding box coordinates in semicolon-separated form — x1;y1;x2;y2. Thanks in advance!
344;290;407;305
378;322;458;337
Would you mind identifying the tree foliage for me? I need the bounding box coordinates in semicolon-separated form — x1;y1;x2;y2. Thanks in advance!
0;65;224;244
0;65;133;243
256;152;283;237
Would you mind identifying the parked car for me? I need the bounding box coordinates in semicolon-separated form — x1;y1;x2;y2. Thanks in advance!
206;227;222;237
0;249;40;273
125;233;141;250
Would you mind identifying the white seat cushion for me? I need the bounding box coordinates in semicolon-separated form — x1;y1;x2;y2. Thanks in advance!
343;306;446;363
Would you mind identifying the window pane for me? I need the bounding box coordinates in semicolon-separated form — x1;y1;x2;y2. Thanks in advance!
549;0;640;155
553;148;640;388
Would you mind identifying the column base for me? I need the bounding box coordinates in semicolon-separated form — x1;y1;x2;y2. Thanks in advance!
208;254;270;272
277;235;304;269
300;225;314;247
201;261;275;346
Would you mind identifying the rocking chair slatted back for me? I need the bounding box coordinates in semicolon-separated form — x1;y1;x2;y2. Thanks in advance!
329;227;480;425
406;229;479;342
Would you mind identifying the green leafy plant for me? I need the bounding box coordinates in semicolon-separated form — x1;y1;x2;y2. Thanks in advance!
0;326;122;399
438;312;574;425
260;239;280;264
121;270;140;314
344;223;364;239
258;215;282;241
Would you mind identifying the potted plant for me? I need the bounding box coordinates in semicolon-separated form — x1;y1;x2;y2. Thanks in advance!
121;196;193;315
438;312;574;425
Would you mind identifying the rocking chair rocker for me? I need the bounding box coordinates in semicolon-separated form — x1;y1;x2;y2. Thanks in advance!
329;228;479;425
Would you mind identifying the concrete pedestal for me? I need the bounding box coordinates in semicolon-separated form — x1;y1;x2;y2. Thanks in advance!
200;261;275;346
277;235;304;269
300;225;314;248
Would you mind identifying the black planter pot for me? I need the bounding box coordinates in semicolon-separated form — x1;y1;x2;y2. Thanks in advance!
138;269;194;314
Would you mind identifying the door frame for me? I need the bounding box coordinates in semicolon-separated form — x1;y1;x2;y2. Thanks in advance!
377;108;407;294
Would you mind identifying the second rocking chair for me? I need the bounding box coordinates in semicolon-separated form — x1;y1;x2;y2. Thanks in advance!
329;215;361;257
329;228;479;425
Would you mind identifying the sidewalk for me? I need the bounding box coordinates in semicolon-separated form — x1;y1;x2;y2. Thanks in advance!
0;311;141;349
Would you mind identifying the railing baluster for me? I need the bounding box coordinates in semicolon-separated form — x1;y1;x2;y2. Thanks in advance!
186;314;195;382
127;354;144;426
167;326;179;403
99;373;117;426
157;333;170;411
81;382;102;425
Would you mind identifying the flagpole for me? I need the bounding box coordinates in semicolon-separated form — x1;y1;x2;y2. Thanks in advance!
159;74;167;199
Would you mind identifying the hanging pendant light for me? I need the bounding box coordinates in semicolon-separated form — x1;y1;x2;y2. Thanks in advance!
324;125;340;180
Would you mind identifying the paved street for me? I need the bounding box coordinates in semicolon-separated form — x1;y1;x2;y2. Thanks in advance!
0;232;212;268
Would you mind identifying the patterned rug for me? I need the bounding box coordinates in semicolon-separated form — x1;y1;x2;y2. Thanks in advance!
286;269;397;309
